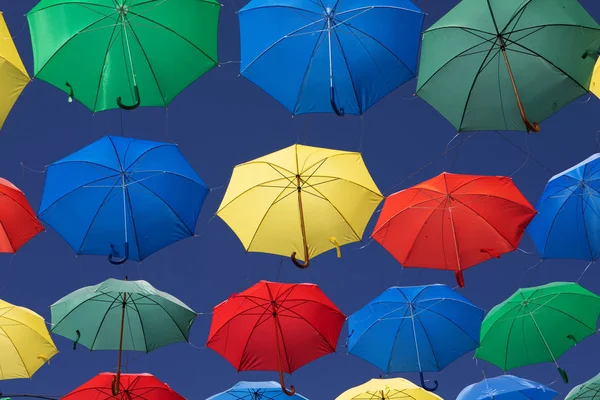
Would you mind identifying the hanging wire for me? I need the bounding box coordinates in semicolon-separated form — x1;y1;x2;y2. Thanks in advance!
509;133;530;177
577;261;594;283
494;131;554;175
518;259;542;287
9;20;27;39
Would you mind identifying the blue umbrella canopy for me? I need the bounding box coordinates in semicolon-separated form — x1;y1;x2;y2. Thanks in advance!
527;153;600;260
347;284;484;391
457;375;557;400
206;381;309;399
238;0;424;116
38;135;209;263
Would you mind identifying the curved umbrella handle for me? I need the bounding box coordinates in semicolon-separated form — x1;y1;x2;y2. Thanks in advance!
278;369;296;396
72;329;81;350
420;372;439;392
291;246;310;269
109;242;129;265
117;85;141;110
111;374;121;396
455;270;465;288
66;82;74;102
558;367;569;384
330;86;345;117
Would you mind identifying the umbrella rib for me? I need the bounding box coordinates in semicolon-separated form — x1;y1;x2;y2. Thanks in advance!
527;300;598;332
500;303;525;370
50;160;120;173
306;175;383;197
89;295;122;351
414;304;480;345
127;170;206;187
275;303;338;353
207;303;270;344
236;161;296;178
238;294;343;315
123;144;174;171
538;187;579;258
0;326;36;377
132;294;192;342
331;29;363;114
27;2;115;15
239;5;321;15
236;305;273;371
336;5;423;16
305;184;363;241
395;202;441;265
131;0;220;9
508;23;600;36
266;285;294;374
299;152;360;176
50;292;114;331
128;296;149;352
91;22;122;111
413;313;442;370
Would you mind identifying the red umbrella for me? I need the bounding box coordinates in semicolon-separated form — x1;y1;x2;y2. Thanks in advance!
206;280;346;396
372;172;536;287
0;178;43;252
61;372;185;400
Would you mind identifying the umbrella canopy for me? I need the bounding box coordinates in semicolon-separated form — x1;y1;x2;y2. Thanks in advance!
0;178;43;253
217;144;383;268
335;378;444;400
527;153;600;260
371;172;536;287
0;298;58;380
475;282;600;384
457;375;557;400
38;135;209;264
565;372;600;400
206;280;345;395
61;372;185;400
0;13;29;129
347;284;483;391
27;0;220;112
415;0;600;132
206;381;309;399
239;0;424;115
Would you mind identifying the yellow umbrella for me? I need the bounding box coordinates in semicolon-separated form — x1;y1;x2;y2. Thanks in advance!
591;57;600;99
335;378;445;400
0;298;58;380
0;12;29;130
217;144;383;268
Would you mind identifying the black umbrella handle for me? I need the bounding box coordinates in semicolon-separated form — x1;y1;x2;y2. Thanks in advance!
558;367;569;383
66;82;74;102
330;86;345;117
72;329;80;350
117;85;141;110
420;372;439;392
109;242;129;265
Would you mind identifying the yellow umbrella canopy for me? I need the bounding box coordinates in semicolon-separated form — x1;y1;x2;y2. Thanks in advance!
335;378;445;400
217;144;383;268
0;12;29;130
591;57;600;99
0;298;58;380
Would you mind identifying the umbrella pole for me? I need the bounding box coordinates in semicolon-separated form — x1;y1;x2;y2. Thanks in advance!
381;389;386;400
273;309;296;396
526;305;568;383
112;290;128;396
498;38;540;133
291;175;310;269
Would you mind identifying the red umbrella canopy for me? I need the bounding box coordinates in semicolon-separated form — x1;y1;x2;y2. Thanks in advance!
206;280;345;395
61;372;185;400
0;177;43;253
372;172;536;288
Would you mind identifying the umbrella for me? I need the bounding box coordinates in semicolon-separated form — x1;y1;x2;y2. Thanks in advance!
565;372;600;400
347;284;483;391
457;375;557;400
38;135;209;264
0;178;43;253
527;153;600;260
207;381;309;399
50;278;196;395
415;0;600;133
591;58;600;99
0;298;58;380
335;378;444;400
239;0;424;116
0;13;29;130
61;372;185;400
26;0;220;112
217;144;383;268
206;280;345;396
475;282;600;383
371;172;536;287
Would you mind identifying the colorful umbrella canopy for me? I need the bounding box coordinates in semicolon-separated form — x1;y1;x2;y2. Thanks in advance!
347;284;483;391
591;58;600;99
61;372;185;400
565;372;600;400
207;381;309;399
0;298;58;380
457;375;557;400
206;280;345;395
217;144;383;268
0;178;43;253
26;0;220;112
50;278;196;394
239;0;424;116
527;154;600;260
475;282;600;384
38;135;209;264
0;13;29;129
335;378;444;400
415;0;600;132
371;172;536;287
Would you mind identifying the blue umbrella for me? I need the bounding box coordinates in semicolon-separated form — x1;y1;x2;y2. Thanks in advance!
38;135;209;263
347;284;484;391
207;381;309;399
527;153;600;260
238;0;424;116
457;375;557;400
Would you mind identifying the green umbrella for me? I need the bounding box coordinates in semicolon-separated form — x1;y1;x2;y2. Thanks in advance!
475;282;600;384
27;0;220;112
50;278;196;395
415;0;600;133
566;372;600;400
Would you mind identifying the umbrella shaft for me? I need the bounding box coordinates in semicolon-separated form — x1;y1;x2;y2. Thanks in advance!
296;175;308;259
115;291;127;392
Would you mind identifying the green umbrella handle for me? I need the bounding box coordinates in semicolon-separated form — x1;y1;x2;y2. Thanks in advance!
330;86;345;117
66;82;74;103
117;85;141;110
72;329;80;350
582;50;599;59
558;367;569;383
109;242;129;265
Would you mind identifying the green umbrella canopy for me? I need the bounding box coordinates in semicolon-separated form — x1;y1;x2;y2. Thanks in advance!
566;372;600;400
416;0;600;133
475;282;600;384
50;278;197;352
26;0;220;112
